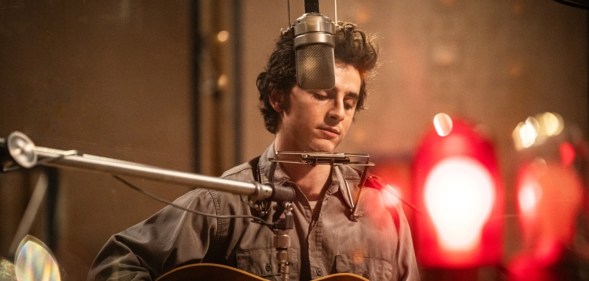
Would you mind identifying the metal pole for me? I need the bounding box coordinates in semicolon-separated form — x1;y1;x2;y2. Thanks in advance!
1;131;295;202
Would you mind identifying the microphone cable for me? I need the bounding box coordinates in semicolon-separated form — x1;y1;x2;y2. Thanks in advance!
112;174;276;227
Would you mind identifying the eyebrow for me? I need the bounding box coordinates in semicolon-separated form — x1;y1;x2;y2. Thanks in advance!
326;88;360;100
345;92;360;100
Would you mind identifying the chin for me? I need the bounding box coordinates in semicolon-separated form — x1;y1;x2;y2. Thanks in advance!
309;141;339;152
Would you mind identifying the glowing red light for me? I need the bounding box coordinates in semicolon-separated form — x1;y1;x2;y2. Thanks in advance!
517;179;541;217
515;160;584;266
412;118;503;267
559;142;576;167
382;184;402;208
424;156;495;252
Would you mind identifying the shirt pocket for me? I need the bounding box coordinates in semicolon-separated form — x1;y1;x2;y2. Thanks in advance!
334;254;394;280
235;248;299;280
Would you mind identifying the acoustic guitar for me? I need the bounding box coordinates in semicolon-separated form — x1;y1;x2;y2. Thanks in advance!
156;263;369;281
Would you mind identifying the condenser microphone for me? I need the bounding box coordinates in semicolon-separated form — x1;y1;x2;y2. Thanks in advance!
293;12;336;90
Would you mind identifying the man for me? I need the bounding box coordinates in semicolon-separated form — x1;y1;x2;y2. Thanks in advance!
88;21;420;281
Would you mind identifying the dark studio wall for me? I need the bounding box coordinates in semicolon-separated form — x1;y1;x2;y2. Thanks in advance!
0;0;195;278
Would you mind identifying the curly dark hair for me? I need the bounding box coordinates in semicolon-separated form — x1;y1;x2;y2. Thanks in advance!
256;22;378;134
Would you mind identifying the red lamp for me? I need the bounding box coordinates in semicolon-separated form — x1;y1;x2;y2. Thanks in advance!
509;112;585;279
411;114;503;267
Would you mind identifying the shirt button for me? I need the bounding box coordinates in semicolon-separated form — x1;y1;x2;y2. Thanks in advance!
362;271;369;278
315;268;323;276
265;263;272;272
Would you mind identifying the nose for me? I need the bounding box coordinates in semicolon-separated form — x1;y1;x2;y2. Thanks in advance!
327;99;345;123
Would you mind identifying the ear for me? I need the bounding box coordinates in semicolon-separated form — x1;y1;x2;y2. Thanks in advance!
269;90;284;112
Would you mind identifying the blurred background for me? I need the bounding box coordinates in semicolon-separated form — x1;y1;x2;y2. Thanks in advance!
0;0;587;280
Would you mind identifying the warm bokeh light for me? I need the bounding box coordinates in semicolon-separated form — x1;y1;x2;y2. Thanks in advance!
512;112;565;151
216;30;230;42
513;118;539;150
217;74;228;89
538;112;564;137
433;113;453;137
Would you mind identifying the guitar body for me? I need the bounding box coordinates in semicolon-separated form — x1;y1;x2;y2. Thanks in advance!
156;263;264;281
156;263;369;281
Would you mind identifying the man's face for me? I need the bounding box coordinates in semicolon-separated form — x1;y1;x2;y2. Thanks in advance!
274;63;362;152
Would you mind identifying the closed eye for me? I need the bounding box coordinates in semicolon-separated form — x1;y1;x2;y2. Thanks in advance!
312;92;329;101
344;100;356;110
344;93;359;110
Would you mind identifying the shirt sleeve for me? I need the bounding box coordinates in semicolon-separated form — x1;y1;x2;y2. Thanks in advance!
364;174;421;281
394;203;421;281
86;188;225;281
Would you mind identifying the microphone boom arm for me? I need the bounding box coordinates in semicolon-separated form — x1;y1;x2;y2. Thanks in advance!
1;131;294;202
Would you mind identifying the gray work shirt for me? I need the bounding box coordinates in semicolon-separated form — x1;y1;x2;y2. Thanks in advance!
88;144;420;281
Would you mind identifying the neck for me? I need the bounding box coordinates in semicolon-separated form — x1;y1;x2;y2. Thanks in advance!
273;137;336;200
281;163;331;201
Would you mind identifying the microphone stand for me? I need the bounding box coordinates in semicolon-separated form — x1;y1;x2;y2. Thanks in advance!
272;201;294;281
1;131;297;280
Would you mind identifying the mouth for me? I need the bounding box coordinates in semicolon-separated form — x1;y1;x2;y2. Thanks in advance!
318;126;340;138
